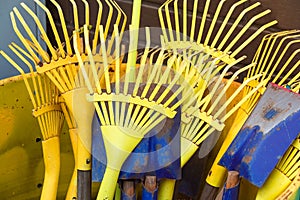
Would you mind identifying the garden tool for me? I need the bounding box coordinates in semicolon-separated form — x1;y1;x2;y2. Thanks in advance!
158;54;269;199
158;0;277;64
0;48;64;199
205;30;300;195
8;0;126;198
74;23;197;199
219;83;300;190
256;134;300;199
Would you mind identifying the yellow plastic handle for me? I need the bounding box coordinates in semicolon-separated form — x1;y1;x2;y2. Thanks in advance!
206;107;249;187
256;169;291;200
66;129;78;200
41;136;60;200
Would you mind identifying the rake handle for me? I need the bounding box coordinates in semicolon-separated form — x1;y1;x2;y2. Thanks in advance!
77;170;92;200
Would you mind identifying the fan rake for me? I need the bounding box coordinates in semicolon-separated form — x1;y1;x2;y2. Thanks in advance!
0;46;64;200
8;0;126;198
73;22;201;199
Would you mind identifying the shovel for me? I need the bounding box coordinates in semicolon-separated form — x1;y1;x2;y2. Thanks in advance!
219;83;300;188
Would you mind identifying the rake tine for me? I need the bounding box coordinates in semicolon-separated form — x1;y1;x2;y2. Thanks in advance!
231;20;278;58
189;0;198;42
214;73;264;120
266;34;300;83
114;0;127;39
206;63;257;116
82;0;90;25
84;25;102;94
10;12;41;64
21;3;58;61
98;25;115;125
103;0;114;40
211;0;247;48
92;0;103;54
250;31;299;81
224;9;273;54
196;0;210;44
158;0;172;43
50;0;73;56
288;72;300;87
114;24;121;125
0;50;37;108
217;2;261;50
69;0;80;52
8;44;42;106
73;31;93;94
13;7;50;62
34;0;65;58
204;0;226;46
276;50;300;85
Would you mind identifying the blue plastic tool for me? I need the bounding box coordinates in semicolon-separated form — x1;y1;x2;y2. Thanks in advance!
219;83;300;187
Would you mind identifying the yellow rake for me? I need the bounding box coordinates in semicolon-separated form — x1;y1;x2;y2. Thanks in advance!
0;47;64;200
7;0;126;198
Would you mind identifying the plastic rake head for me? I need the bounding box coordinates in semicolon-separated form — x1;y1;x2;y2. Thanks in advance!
243;30;300;113
73;24;198;199
9;0;126;93
178;57;268;166
0;46;64;141
158;0;277;64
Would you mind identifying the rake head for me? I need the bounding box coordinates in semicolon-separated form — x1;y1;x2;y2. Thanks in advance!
159;0;277;64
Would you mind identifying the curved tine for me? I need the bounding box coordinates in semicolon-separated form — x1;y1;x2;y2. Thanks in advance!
206;62;257;115
107;0;122;55
0;50;37;108
214;73;264;120
113;0;127;39
221;77;269;122
288;69;300;87
10;12;41;64
224;9;272;53
92;0;103;54
252;31;290;81
267;35;300;82
204;0;226;46
11;42;36;64
211;0;247;48
293;82;300;92
276;49;300;85
158;0;172;43
202;56;247;110
49;0;72;56
84;25;102;94
133;27;151;96
114;24;121;95
103;0;114;40
69;0;80;53
253;31;300;81
34;0;65;58
98;25;111;93
217;2;261;50
174;0;180;41
13;7;50;63
196;0;211;44
164;0;175;44
231;20;277;57
82;0;90;25
73;30;93;94
190;0;199;42
21;3;57;61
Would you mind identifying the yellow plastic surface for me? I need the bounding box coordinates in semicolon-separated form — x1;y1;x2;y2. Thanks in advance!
256;169;292;200
0;75;100;199
41;136;60;200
